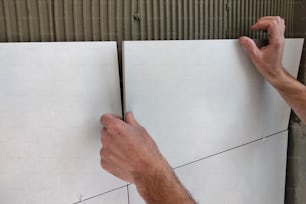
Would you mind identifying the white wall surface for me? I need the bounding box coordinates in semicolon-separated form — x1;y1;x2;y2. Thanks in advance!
0;39;303;204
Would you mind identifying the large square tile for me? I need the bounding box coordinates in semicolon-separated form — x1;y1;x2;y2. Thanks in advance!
129;131;288;204
80;187;128;204
123;39;303;167
0;42;125;204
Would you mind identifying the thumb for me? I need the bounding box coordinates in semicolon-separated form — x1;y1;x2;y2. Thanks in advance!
125;112;140;126
239;36;260;61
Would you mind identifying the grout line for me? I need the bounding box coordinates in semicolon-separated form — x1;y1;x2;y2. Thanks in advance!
72;184;128;204
173;129;288;170
127;184;130;204
71;130;288;203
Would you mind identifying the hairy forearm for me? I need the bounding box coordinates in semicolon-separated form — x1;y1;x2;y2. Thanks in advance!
135;161;196;204
269;68;306;124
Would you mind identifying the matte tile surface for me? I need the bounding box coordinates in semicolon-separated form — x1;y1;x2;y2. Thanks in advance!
80;187;128;204
123;39;303;167
0;42;125;204
129;131;288;204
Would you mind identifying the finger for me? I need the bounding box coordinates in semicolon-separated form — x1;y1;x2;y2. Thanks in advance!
100;113;122;127
250;20;285;44
101;127;109;145
112;114;123;119
101;127;107;135
100;113;122;125
258;16;283;23
125;112;141;127
100;113;126;134
239;37;260;61
251;19;275;31
251;19;285;35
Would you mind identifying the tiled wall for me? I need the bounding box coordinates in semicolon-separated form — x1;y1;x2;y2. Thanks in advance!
1;0;305;203
286;1;306;203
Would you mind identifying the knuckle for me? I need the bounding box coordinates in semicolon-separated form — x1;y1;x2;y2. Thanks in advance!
273;40;284;49
258;16;265;21
271;20;278;27
139;125;146;132
101;133;107;145
108;122;122;134
99;148;105;156
100;114;109;125
100;159;108;170
276;16;282;21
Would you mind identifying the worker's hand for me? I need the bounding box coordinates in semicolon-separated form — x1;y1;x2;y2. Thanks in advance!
100;112;196;203
239;16;286;84
99;112;171;185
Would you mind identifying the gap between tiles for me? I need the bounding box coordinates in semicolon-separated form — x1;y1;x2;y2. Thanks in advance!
73;129;287;204
72;185;128;204
173;129;288;170
127;184;130;204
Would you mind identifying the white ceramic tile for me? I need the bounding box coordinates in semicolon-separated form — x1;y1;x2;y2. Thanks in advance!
129;131;288;204
80;187;128;204
0;42;125;204
123;39;303;167
128;185;144;204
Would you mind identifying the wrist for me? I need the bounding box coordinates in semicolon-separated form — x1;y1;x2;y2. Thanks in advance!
267;67;306;96
134;158;174;191
134;159;195;203
264;66;288;88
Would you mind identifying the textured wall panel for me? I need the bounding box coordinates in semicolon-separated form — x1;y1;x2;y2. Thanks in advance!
0;0;295;42
138;0;227;40
227;0;294;39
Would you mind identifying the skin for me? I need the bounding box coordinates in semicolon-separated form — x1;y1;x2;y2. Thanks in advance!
100;16;306;203
100;112;196;204
239;16;306;124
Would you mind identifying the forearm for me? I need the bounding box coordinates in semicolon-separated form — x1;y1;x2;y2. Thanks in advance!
268;68;306;124
135;160;196;204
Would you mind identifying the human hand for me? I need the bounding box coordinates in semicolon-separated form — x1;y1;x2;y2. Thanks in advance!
239;16;286;84
100;112;196;203
99;112;171;185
